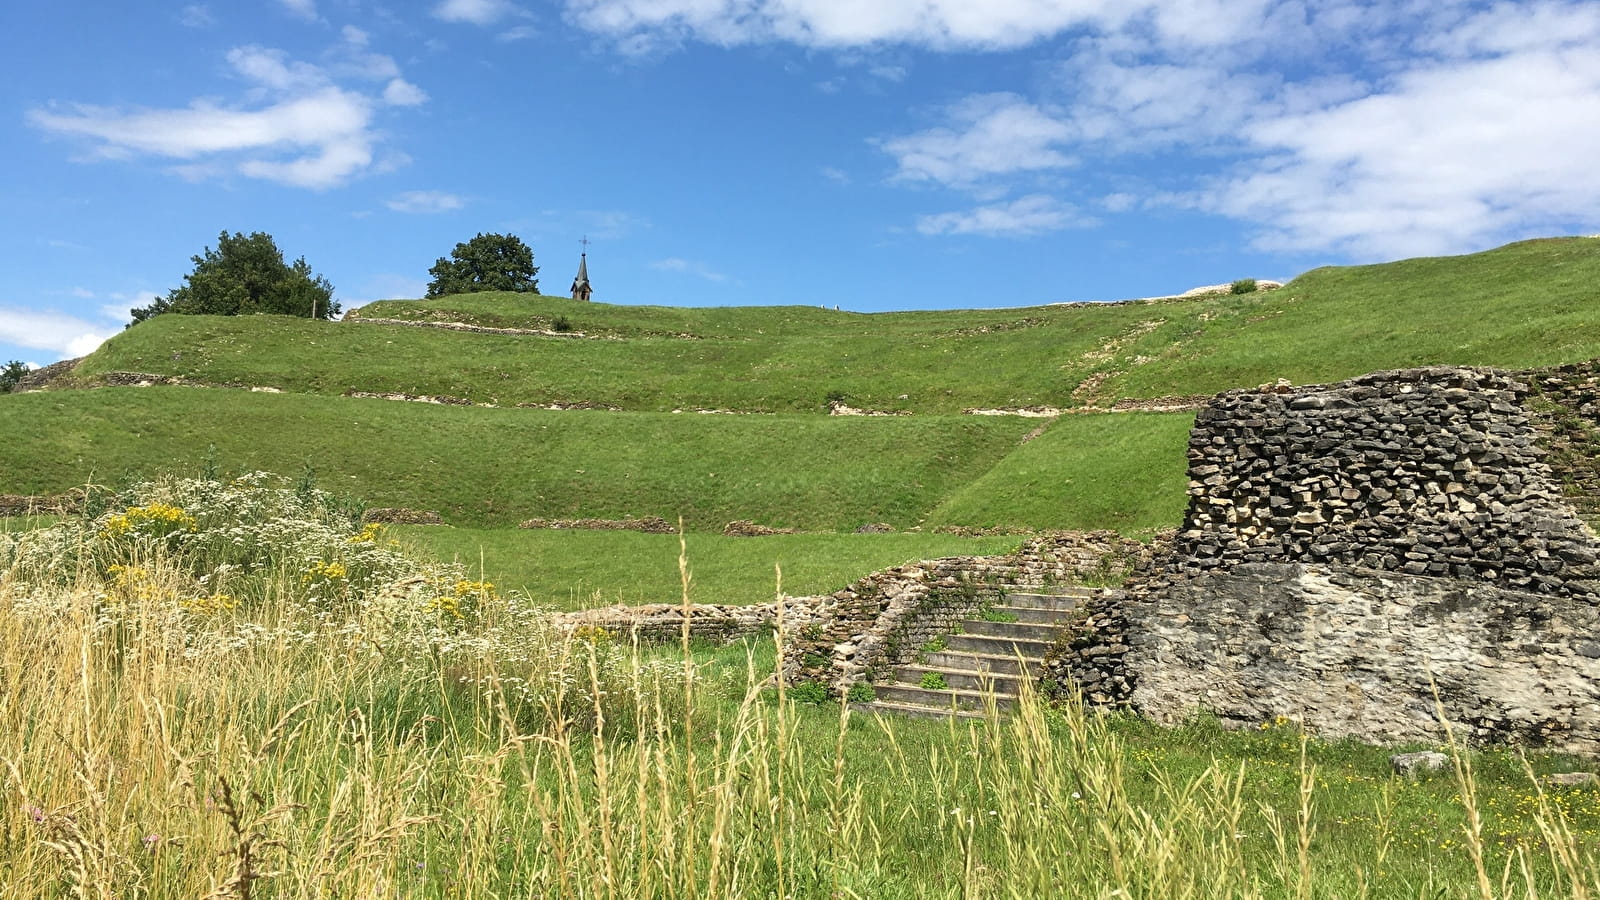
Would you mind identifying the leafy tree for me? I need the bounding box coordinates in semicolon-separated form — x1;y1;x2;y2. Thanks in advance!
130;231;338;325
426;232;539;298
1;360;29;393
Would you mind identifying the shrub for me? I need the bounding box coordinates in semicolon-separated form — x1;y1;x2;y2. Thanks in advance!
1230;278;1258;294
788;680;832;704
846;681;876;703
919;671;949;690
2;472;421;614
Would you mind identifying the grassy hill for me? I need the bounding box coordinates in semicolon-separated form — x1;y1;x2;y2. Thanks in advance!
3;237;1597;602
63;236;1600;413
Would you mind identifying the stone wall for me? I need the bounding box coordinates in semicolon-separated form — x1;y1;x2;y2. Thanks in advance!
1168;367;1599;596
1041;588;1134;707
1090;364;1600;751
518;516;676;533
0;493;82;516
1128;563;1600;750
552;603;786;645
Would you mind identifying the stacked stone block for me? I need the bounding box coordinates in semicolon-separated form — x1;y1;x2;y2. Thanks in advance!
1168;367;1599;597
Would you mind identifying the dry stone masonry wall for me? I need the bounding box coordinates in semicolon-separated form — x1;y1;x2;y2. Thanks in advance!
1168;367;1599;596
1106;365;1600;752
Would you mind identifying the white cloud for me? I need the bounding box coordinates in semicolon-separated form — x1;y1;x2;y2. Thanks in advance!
881;93;1074;187
227;45;329;92
382;78;428;106
102;292;160;323
31;89;376;189
387;190;465;213
1052;57;1278;149
342;25;370;46
1207;43;1600;257
278;0;318;21
70;287;95;299
650;258;729;282
917;195;1087;237
179;4;215;27
499;25;539;41
865;1;1600;256
435;0;515;25
564;0;1146;50
820;166;850;184
1100;192;1137;212
1423;0;1600;57
27;40;427;191
0;307;114;358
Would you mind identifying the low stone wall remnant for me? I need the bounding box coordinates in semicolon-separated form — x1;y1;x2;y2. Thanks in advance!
0;493;83;516
519;516;676;534
363;508;445;525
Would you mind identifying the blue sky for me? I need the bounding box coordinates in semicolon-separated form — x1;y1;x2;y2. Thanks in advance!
4;0;1599;367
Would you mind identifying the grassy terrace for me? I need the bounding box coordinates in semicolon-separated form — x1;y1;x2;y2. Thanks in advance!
0;388;1192;532
68;237;1600;412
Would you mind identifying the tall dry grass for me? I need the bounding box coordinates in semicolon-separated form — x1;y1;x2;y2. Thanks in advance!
4;484;1600;897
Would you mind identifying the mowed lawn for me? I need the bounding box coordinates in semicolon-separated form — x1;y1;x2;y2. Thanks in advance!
392;527;1028;610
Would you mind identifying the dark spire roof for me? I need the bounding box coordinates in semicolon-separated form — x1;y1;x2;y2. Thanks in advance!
571;250;592;300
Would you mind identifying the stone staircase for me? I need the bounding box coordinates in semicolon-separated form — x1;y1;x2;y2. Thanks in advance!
850;587;1090;720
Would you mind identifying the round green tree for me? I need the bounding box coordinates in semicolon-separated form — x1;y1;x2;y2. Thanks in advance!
131;231;338;324
426;233;540;298
1;360;29;393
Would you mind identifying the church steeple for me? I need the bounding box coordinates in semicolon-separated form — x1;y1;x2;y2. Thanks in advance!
571;237;593;302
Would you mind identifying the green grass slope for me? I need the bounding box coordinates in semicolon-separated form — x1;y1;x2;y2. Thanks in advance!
1100;236;1600;400
923;411;1195;533
65;237;1600;413
0;387;1083;530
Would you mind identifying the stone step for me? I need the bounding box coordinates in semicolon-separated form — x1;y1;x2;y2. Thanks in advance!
959;619;1064;641
920;650;1038;676
991;605;1077;625
1003;591;1088;611
849;700;991;721
872;683;1018;711
895;664;1025;694
945;633;1055;657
